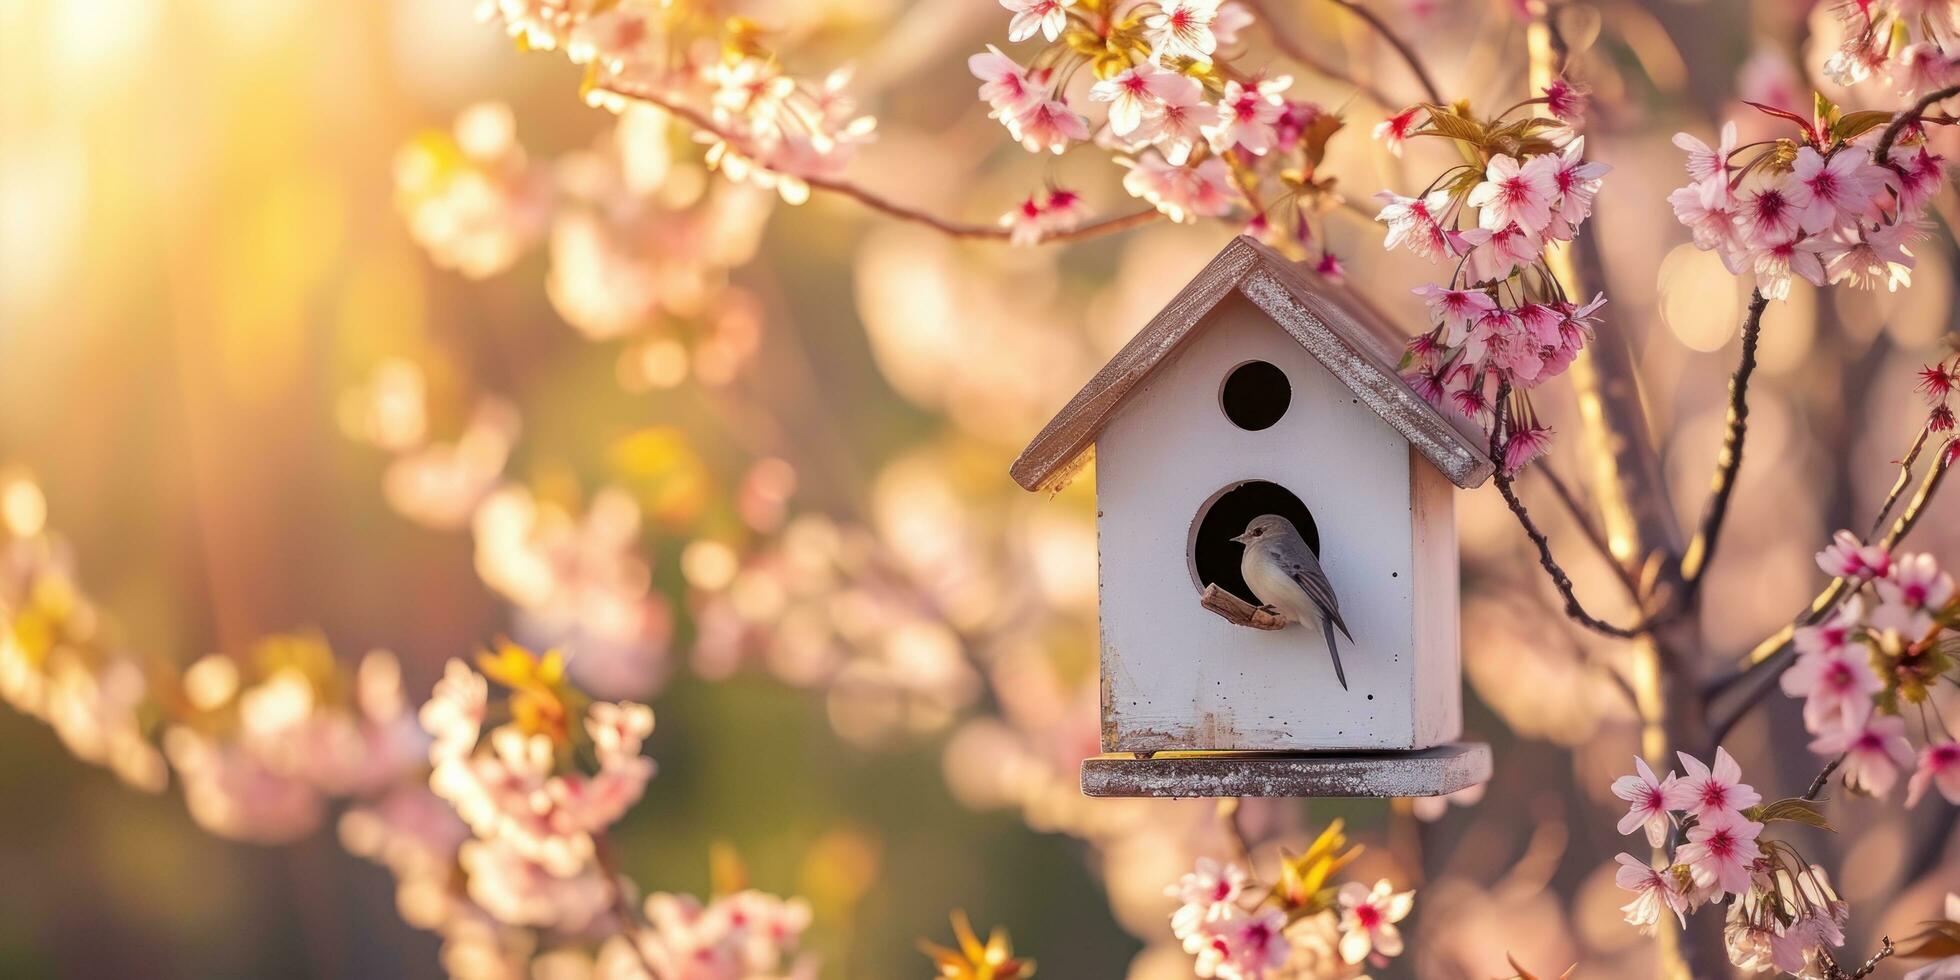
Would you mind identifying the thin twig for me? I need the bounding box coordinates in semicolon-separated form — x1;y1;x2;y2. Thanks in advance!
596;81;1161;244
1238;0;1397;108
1680;288;1770;587
1490;383;1672;639
1538;465;1643;599
1846;937;1895;980
1867;423;1933;541
1327;0;1444;103
1804;754;1844;801
1874;84;1960;161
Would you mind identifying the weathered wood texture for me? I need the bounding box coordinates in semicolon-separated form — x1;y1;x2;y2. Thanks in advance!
1095;292;1459;752
1080;742;1492;798
1010;235;1493;493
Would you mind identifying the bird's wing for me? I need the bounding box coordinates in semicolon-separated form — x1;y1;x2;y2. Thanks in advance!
1283;552;1354;642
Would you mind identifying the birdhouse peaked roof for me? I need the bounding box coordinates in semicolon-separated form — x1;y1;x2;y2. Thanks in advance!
1011;235;1495;493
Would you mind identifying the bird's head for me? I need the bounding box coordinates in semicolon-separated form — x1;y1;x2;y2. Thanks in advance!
1230;514;1296;545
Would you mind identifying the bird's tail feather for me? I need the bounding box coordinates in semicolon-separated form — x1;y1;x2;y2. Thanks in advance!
1321;617;1348;690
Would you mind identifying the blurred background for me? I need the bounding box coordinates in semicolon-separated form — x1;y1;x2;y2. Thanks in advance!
0;0;1956;976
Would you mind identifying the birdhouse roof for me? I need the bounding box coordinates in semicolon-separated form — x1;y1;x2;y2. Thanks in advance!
1010;235;1495;493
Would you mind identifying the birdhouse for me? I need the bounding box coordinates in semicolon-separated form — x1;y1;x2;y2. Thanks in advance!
1012;236;1494;799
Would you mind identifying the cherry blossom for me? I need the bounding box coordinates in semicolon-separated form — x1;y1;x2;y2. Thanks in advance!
1674;122;1738;183
1001;0;1074;44
1907;742;1960;807
1206;77;1289;155
1611;756;1681;846
1872;551;1956;637
1678;812;1766;899
1467;153;1561;233
1129;73;1219;164
1090;62;1175;138
1816;531;1891;580
1167;857;1248;942
1811;715;1916;797
1336;879;1412;964
1674;748;1762;825
969;46;1042;117
1118;154;1237;222
1373;107;1420;156
1787;146;1888;233
1613;853;1687;934
1146;0;1225;65
1782;601;1881;734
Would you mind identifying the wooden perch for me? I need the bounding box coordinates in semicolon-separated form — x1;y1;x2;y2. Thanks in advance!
1200;584;1289;630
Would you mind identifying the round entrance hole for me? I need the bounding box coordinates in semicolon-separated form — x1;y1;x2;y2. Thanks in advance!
1189;480;1320;606
1220;360;1291;431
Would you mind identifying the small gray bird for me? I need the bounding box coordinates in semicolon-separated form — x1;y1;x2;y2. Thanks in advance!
1232;514;1355;690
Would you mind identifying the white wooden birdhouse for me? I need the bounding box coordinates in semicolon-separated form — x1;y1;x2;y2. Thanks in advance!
1012;236;1495;799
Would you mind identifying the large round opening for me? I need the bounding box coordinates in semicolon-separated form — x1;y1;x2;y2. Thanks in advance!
1219;360;1291;431
1189;480;1320;605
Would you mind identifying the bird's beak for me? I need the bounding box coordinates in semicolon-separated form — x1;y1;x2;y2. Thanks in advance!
1228;533;1249;544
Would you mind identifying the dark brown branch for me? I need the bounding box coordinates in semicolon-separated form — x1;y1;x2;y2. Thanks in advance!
1489;383;1673;639
595;81;1161;244
1867;423;1933;541
1679;288;1769;587
1804;754;1844;801
1538;465;1643;599
1874;85;1960;161
1238;0;1397;108
1846;937;1894;980
1326;0;1444;104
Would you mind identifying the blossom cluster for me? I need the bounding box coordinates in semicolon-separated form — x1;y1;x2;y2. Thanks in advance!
1610;750;1851;974
1668;97;1946;301
1376;91;1609;472
342;361;676;700
1920;355;1958;433
1784;531;1960;806
971;0;1351;264
1164;822;1413;979
1821;0;1960;94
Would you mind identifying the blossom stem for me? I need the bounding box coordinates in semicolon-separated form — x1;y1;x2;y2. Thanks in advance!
1678;288;1769;588
1490;383;1671;639
1237;0;1397;108
594;81;1162;244
1873;84;1960;162
1802;753;1843;802
1865;422;1932;542
1325;0;1443;104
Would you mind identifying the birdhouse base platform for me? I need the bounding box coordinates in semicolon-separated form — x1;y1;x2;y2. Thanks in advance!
1079;742;1490;799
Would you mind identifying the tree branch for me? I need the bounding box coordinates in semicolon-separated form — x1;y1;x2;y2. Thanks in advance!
1679;288;1769;588
1326;0;1443;103
1874;84;1960;162
1867;422;1934;541
595;81;1162;244
1491;383;1673;639
1238;0;1397;108
1804;754;1844;801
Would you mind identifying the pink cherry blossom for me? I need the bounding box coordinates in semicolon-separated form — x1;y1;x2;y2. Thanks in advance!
1376;190;1455;261
1001;0;1074;43
1816;531;1891;580
1119;153;1235;222
1675;747;1762;824
1787;146;1888;233
1751;236;1829;299
1782;616;1880;735
1737;182;1803;246
1503;420;1553;475
1459;222;1542;282
1670;177;1747;271
1673;122;1737;182
969;46;1042;116
1146;0;1224;64
1165;857;1248;941
1205;77;1288;155
1090;62;1176;138
1678;811;1765;899
1012;97;1089;154
1000;194;1047;246
1467;153;1561;233
1543;77;1589;122
1611;756;1680;846
1872;551;1956;637
1131;74;1218;164
1810;715;1915;797
1825;219;1918;291
1413;284;1498;340
1337;879;1413;964
1614;853;1687;934
1223;909;1292;977
1547;138;1610;239
1906;742;1960;807
1373;107;1420;157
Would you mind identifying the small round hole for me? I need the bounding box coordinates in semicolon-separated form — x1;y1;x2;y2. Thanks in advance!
1220;360;1291;431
